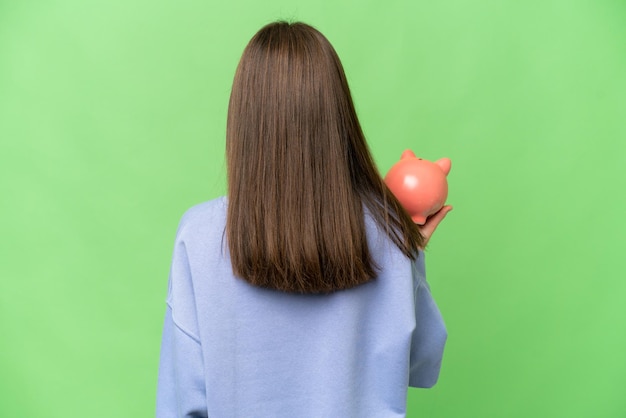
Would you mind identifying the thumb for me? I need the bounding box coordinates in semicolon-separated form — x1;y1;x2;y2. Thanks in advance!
419;205;453;248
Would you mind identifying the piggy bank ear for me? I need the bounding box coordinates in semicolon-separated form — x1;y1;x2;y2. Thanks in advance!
401;149;417;159
435;158;451;175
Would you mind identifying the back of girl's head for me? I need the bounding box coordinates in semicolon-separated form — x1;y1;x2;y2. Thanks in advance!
226;21;423;293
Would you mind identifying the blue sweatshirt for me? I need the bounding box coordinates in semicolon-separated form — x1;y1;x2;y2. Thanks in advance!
156;197;447;418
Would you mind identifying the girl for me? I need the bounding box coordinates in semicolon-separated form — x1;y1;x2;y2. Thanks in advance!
157;21;451;418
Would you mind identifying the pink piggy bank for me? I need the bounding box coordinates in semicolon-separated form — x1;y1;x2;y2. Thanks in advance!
384;150;451;225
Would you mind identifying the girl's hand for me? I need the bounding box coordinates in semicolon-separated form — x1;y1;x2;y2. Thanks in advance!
419;205;453;249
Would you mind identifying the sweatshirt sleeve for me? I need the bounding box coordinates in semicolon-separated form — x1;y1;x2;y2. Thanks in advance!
156;226;208;417
408;251;448;388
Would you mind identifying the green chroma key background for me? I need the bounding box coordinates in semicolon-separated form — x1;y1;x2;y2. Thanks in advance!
1;0;625;416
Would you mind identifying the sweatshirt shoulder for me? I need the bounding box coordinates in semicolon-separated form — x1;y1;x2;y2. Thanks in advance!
176;196;227;236
363;210;414;268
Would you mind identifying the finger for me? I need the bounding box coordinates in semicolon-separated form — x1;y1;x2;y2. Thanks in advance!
419;205;453;246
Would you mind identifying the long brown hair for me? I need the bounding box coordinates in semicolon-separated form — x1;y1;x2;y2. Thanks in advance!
226;21;423;293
